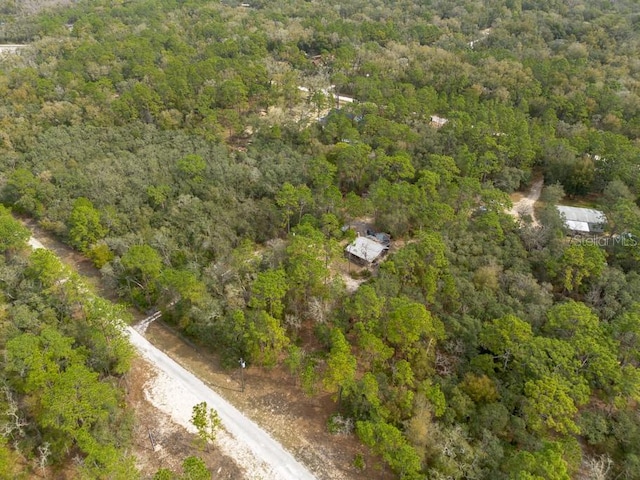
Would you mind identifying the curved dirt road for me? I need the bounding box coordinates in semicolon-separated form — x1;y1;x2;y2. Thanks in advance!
127;328;317;480
508;178;543;227
28;234;317;480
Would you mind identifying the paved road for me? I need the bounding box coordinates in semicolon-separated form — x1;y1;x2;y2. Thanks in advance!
28;235;317;480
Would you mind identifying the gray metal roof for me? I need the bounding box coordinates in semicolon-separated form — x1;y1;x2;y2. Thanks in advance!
556;206;607;232
345;236;388;263
564;220;590;233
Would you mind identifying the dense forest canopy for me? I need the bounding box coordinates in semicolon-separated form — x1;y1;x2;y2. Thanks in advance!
1;0;640;478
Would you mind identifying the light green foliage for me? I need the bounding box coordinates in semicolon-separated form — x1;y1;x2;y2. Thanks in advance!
284;344;305;378
190;402;222;450
460;373;499;404
405;395;434;461
356;420;423;479
523;375;580;435
377;151;416;182
612;304;640;367
0;206;30;253
421;381;446;417
424;155;460;185
180;456;211;480
544;301;600;338
545;302;622;392
120;244;163;306
40;362;117;434
249;268;288;318
159;268;207;307
4;327;129;468
518;336;591;405
176;154;206;180
369;178;453;235
350;372;387;421
348;285;386;324
81;297;133;375
153;456;210;480
88;242;114;268
385;297;444;354
113;82;163;124
0;438;21;480
320;213;342;238
121;244;163;281
550;244;606;293
323;328;357;398
344;191;373;221
153;469;175;480
285;225;330;305
479;315;533;369
382;232;457;304
473;210;505;242
602;180;640;235
4;327;81;393
506;442;571;480
3;168;51;218
354;321;394;368
146;184;172;209
301;359;319;396
68;197;106;252
276;182;314;232
245;310;289;366
25;248;66;289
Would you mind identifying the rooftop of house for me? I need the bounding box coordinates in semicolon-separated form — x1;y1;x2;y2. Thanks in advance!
345;236;388;263
430;115;449;128
556;205;607;233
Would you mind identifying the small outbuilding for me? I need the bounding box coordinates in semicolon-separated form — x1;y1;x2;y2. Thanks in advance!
429;115;449;128
345;236;389;266
556;205;607;234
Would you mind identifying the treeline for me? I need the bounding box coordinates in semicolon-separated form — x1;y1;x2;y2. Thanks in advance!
1;0;640;478
0;208;136;479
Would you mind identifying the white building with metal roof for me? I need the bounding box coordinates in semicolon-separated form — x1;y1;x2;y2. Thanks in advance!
345;236;388;266
556;205;607;233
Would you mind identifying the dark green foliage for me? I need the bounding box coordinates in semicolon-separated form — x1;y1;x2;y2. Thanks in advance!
0;247;135;478
2;0;640;478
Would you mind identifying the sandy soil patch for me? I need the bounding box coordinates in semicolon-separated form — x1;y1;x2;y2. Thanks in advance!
127;357;244;479
507;178;544;227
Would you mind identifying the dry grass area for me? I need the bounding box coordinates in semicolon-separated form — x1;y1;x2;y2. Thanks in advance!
126;356;244;479
509;191;525;203
143;321;395;480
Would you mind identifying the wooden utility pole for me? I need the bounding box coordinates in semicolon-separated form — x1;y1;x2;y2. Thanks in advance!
239;358;246;392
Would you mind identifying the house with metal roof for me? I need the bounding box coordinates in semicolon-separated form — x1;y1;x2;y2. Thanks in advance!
556;205;607;233
345;236;389;266
429;115;449;128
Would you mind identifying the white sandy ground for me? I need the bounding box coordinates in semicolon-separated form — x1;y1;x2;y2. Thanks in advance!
27;237;46;250
341;273;367;293
28;235;317;480
507;178;544;227
127;327;317;480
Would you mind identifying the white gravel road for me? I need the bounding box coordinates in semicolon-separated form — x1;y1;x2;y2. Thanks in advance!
28;234;317;480
127;327;317;480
